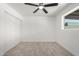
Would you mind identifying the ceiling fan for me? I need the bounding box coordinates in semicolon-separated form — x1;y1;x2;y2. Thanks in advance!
24;3;58;14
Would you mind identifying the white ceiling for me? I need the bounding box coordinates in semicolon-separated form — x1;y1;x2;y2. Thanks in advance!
7;3;67;16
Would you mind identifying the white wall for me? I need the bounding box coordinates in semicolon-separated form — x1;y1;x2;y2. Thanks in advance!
0;4;22;55
22;16;56;42
56;3;79;55
1;3;79;56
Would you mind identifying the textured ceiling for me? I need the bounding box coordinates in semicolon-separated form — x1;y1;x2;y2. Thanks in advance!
7;3;67;16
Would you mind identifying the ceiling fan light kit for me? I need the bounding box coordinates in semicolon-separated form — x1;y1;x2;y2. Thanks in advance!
39;6;44;9
24;3;58;14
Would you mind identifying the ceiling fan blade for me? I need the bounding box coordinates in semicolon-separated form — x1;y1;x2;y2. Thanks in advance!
24;3;38;7
44;3;58;7
42;8;48;13
33;8;39;13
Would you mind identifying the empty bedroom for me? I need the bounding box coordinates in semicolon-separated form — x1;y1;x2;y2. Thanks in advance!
0;3;79;56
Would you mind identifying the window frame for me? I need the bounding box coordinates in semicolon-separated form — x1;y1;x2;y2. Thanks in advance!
62;6;79;30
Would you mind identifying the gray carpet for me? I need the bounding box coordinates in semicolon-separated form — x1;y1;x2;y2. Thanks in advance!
4;42;73;56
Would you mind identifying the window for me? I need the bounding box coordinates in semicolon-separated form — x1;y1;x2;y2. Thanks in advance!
64;19;79;29
62;6;79;30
